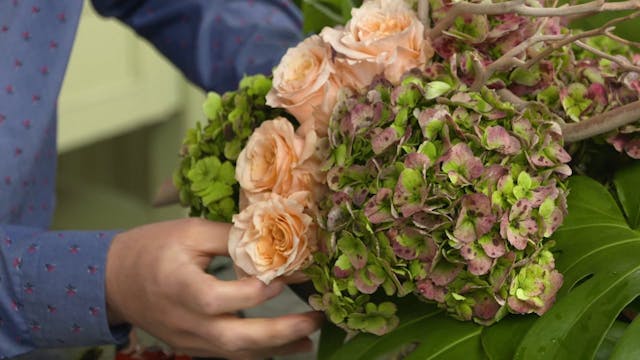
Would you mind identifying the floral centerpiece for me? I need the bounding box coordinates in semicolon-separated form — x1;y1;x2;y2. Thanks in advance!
172;0;640;357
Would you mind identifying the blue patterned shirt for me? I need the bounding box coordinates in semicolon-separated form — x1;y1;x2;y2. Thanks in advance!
0;1;301;357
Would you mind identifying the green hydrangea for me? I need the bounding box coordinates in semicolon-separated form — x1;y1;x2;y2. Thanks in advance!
174;75;289;221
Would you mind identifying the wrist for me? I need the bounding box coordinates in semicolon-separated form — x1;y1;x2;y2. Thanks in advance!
106;232;127;326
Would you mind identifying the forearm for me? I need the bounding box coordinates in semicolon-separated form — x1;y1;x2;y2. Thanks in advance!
91;0;303;92
0;226;129;358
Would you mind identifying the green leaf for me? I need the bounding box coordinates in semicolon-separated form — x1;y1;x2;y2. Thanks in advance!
537;85;560;107
516;171;532;189
400;168;424;193
321;296;488;360
509;67;540;87
514;175;640;360
598;321;630;360
481;316;536;360
318;321;347;360
570;7;640;43
201;182;233;205
610;317;640;359
425;81;452;100
614;163;640;229
327;300;445;360
402;318;485;360
561;83;592;122
202;92;223;120
302;0;355;34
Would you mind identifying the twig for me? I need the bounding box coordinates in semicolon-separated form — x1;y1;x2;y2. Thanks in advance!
574;40;640;73
470;34;563;90
524;11;640;69
428;0;640;39
418;0;430;34
562;100;640;143
605;28;640;50
497;89;529;110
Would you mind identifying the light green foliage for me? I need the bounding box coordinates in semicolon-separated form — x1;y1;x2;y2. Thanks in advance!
174;75;288;221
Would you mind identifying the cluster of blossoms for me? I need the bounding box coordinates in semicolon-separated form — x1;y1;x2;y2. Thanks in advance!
174;75;288;221
230;0;436;286
556;39;640;158
426;0;640;157
228;117;324;283
307;76;569;333
175;0;640;336
266;0;434;137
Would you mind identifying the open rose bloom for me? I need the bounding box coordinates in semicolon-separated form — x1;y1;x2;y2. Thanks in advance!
229;191;316;284
169;0;640;338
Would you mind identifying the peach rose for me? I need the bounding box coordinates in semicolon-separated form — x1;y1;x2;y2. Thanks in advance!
236;117;324;200
321;0;434;84
266;35;340;136
229;191;316;284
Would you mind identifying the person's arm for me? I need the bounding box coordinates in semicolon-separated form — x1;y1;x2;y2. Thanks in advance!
90;0;303;92
0;226;129;359
1;219;322;359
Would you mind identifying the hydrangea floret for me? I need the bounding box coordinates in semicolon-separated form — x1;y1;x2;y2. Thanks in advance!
307;74;571;333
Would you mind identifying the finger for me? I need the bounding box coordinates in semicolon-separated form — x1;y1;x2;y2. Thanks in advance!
186;274;285;314
208;311;324;352
281;271;310;284
233;264;249;279
169;334;312;359
182;218;231;257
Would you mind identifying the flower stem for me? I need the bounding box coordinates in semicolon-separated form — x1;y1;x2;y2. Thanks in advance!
562;100;640;143
428;0;640;39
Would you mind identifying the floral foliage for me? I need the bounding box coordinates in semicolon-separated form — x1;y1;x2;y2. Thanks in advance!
173;0;640;340
426;0;640;157
307;75;570;333
174;75;288;221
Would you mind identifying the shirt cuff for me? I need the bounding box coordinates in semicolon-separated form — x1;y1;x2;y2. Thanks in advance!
12;228;129;348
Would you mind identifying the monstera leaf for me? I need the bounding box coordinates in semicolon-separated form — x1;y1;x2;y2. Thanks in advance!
318;163;640;359
298;0;360;34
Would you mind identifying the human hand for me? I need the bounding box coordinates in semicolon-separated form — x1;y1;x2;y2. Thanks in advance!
105;218;323;359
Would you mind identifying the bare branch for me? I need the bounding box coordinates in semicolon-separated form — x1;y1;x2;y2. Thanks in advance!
428;0;640;39
562;100;640;143
605;28;640;50
470;34;563;90
525;11;640;69
574;40;640;73
419;0;430;34
497;89;529;110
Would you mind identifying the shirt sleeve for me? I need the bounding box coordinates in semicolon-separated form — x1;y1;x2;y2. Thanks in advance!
0;226;130;359
90;0;303;92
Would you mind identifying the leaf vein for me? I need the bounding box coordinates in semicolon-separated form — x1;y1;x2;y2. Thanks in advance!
569;202;623;221
425;328;482;360
555;223;631;233
561;236;640;275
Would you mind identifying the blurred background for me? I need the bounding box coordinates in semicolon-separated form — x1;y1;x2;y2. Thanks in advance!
25;2;314;359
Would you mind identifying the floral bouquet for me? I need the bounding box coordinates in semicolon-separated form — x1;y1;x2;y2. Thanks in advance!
173;0;640;357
